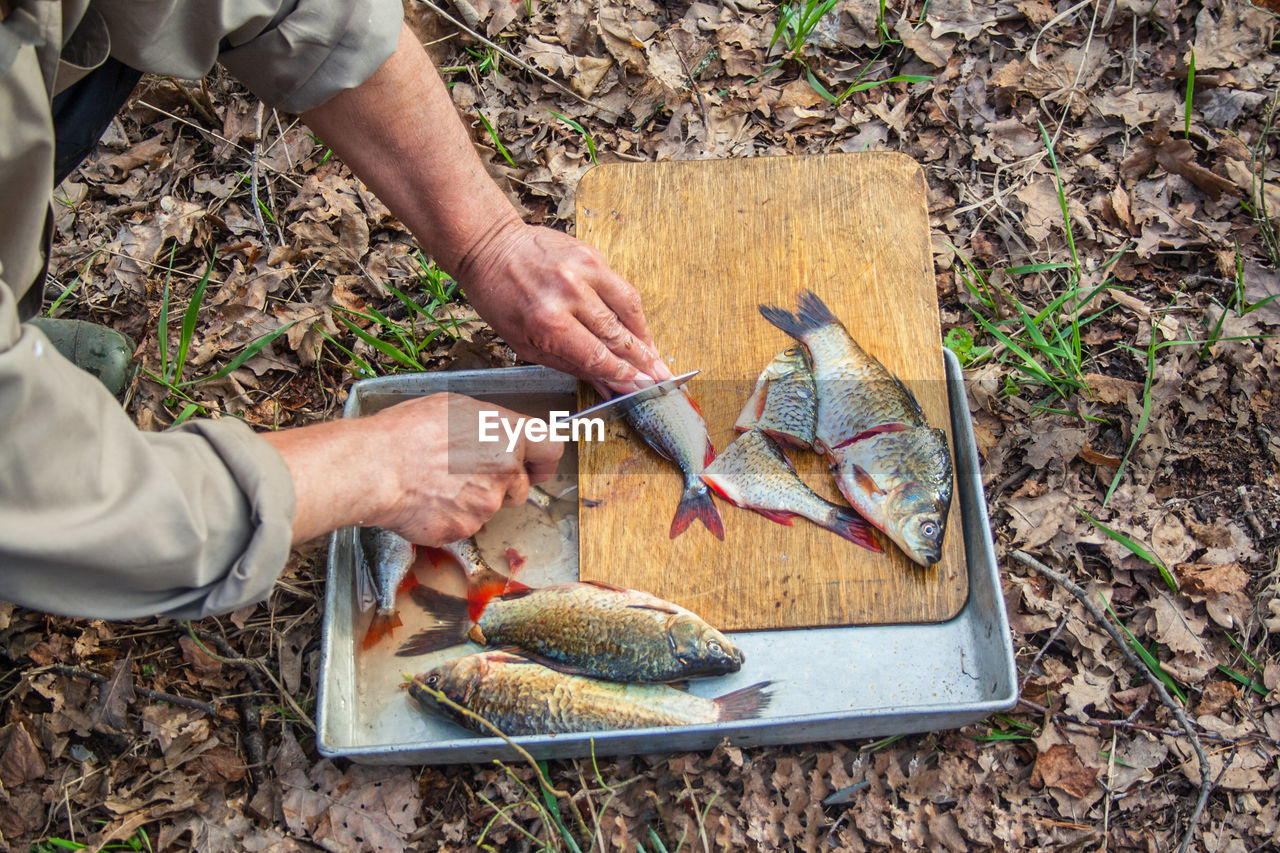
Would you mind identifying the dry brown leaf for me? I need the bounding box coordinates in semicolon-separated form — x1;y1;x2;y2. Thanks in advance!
281;760;421;853
0;724;46;788
90;654;136;733
1032;743;1097;798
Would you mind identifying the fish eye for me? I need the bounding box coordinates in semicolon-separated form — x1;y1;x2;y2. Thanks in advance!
425;674;440;688
707;641;723;654
920;521;938;539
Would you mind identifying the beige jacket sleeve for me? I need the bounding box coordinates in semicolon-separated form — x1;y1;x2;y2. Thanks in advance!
0;282;297;619
95;0;403;112
0;0;402;619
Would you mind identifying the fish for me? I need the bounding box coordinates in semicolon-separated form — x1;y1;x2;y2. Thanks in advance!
431;537;524;623
397;580;745;681
624;386;724;539
734;345;817;450
701;430;880;552
356;527;418;649
758;290;953;566
407;650;772;736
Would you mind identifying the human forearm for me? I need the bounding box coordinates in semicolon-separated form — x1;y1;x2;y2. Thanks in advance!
301;23;671;390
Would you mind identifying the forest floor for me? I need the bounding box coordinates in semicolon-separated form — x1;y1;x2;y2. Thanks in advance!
2;0;1279;850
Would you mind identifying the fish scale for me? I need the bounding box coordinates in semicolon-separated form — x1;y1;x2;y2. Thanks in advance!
759;290;954;566
409;651;772;736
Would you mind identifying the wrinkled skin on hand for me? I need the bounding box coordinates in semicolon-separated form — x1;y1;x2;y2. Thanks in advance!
366;393;564;544
457;220;674;393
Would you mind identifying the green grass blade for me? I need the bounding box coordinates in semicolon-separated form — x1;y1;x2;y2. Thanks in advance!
319;328;378;378
335;312;425;371
173;253;216;386
1224;633;1263;672
837;73;933;102
1077;508;1177;592
549;111;598;164
805;64;837;103
477;110;517;168
171;402;202;428
1184;47;1195;138
1103;332;1157;505
1217;664;1268;696
537;761;583;853
192;321;297;385
158;245;176;381
1100;593;1187;703
1005;262;1074;274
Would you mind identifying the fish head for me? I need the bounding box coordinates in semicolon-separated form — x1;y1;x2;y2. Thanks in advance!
883;482;949;566
410;655;487;717
832;428;954;567
667;615;745;675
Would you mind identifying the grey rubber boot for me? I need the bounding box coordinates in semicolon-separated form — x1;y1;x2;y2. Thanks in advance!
28;317;137;397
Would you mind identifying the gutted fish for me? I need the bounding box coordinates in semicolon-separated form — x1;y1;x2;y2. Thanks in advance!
734;345;817;450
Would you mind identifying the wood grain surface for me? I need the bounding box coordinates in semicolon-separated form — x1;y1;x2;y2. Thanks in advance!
574;153;967;631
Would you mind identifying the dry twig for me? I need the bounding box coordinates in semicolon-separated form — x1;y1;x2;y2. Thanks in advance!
1011;550;1214;853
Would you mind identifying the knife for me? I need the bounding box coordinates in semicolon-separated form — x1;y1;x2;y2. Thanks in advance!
555;370;700;424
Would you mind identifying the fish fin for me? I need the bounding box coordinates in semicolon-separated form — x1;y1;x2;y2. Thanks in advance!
682;387;705;417
704;443;716;467
827;508;884;553
758;304;804;340
409;585;470;626
582;579;628;592
490;648;541;665
396;570;420;596
714;681;774;721
625;602;682;615
753;508;798;526
849;463;886;497
700;473;744;507
394;627;466;657
422;546;454;569
512;650;612;679
504;547;527;574
670;484;725;540
361;610;402;650
795;290;838;328
663;680;691;691
466;568;512;624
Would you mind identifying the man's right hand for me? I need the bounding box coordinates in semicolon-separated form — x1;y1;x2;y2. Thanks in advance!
261;393;563;546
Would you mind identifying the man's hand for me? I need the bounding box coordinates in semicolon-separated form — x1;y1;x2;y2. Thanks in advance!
457;219;672;392
300;23;672;393
262;393;562;546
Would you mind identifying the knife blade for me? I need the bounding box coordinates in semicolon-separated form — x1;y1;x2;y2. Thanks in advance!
556;370;700;424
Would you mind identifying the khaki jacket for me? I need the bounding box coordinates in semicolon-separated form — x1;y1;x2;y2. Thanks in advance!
0;0;401;618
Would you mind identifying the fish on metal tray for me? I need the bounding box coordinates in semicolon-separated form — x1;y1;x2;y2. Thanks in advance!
407;650;772;736
701;430;880;552
427;536;525;623
734;345;817;450
355;527;418;649
758;290;953;566
624;385;724;540
397;580;744;681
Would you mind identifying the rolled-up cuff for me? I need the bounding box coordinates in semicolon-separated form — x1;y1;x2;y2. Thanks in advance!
221;0;403;113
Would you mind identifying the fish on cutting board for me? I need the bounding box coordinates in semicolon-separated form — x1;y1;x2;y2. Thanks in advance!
356;527;418;649
759;290;954;566
734;345;817;450
702;429;880;552
397;580;744;681
407;650;772;736
624;385;724;540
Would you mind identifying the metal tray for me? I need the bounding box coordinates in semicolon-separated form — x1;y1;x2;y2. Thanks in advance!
316;352;1016;764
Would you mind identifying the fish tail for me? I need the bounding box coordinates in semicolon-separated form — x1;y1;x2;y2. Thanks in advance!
826;507;884;553
361;610;403;650
467;566;518;623
714;681;773;721
759;290;836;339
671;483;724;540
398;586;474;656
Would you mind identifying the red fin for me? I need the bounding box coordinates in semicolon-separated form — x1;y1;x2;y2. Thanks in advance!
625;602;681;615
827;508;884;553
422;546;453;569
361;611;402;650
762;429;811;452
704;443;716;467
396;571;420;596
582;579;628;592
466;574;508;624
504;547;527;574
834;423;911;449
683;388;704;416
670;485;725;540
753;508;798;526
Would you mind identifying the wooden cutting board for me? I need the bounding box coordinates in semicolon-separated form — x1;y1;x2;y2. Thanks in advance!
574;153;967;631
